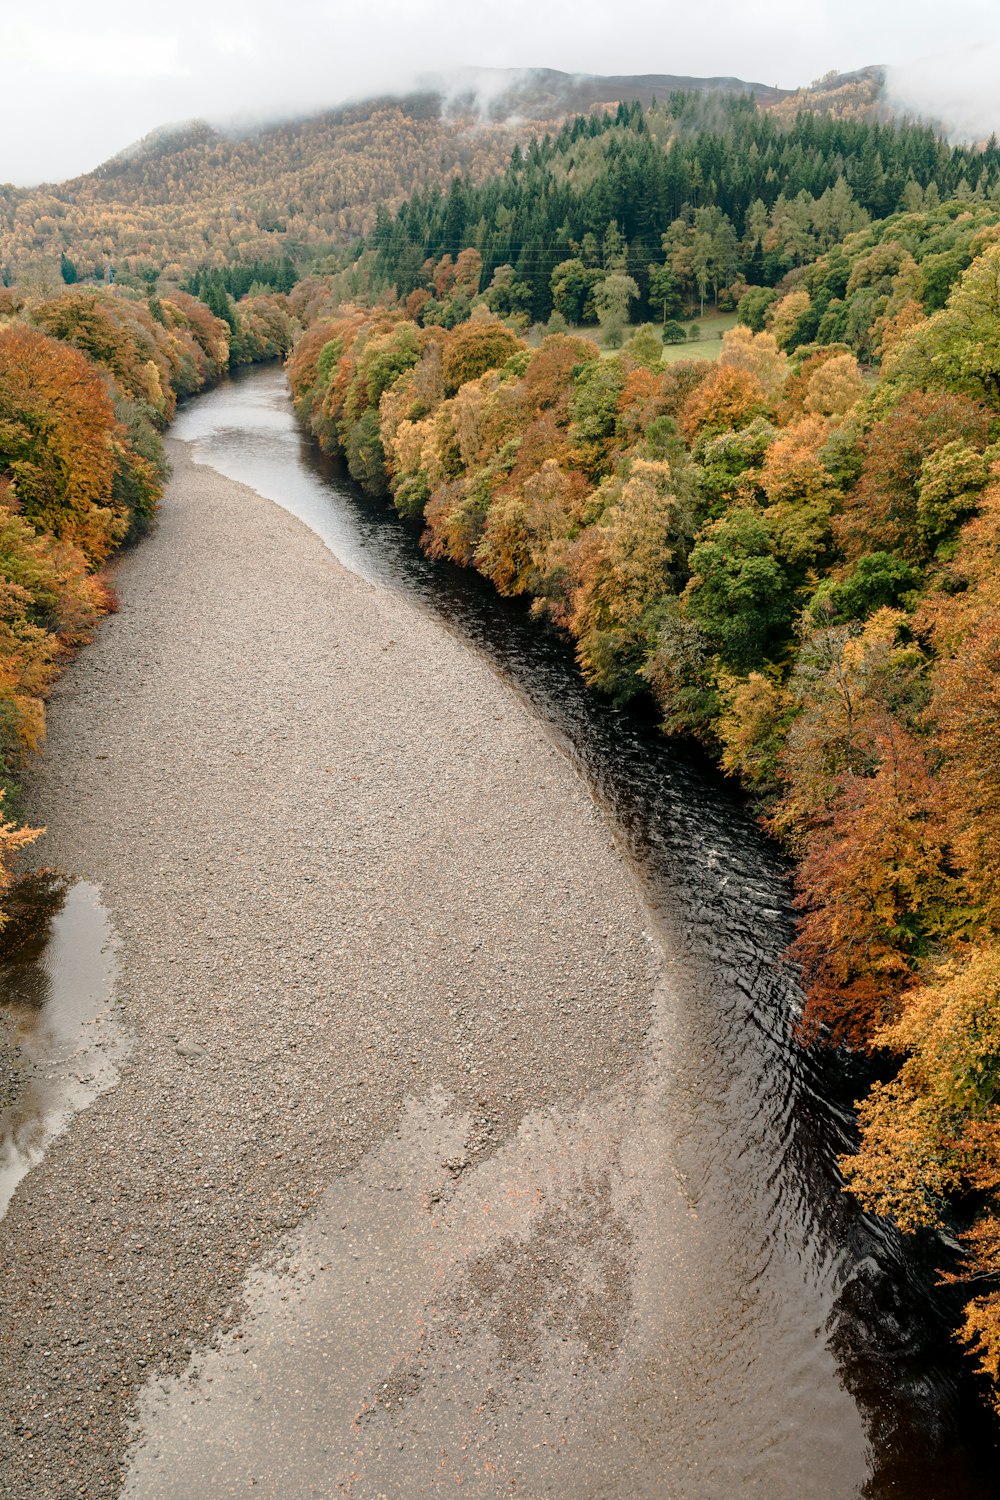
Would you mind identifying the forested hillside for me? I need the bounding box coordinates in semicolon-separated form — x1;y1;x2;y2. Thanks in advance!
363;95;1000;331
285;99;1000;1405
1;66;891;293
0;282;295;905
0;100;523;290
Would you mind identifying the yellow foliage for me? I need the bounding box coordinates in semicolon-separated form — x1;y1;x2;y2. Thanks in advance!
719;325;789;398
803;352;865;416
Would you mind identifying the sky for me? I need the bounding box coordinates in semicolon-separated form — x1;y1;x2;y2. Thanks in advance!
4;0;1000;186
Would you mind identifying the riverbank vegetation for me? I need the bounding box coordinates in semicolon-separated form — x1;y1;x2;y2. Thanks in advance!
0;283;295;903
286;106;1000;1403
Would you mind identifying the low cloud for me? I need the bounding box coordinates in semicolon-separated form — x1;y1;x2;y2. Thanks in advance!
4;1;1000;185
886;43;1000;142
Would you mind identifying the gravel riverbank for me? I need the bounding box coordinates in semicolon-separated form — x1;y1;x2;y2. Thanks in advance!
0;442;657;1497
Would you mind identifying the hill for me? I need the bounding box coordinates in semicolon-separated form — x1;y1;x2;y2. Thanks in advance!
425;64;795;116
0;66;889;290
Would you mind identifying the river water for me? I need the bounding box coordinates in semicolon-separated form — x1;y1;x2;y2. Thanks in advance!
148;364;998;1495
0;876;125;1219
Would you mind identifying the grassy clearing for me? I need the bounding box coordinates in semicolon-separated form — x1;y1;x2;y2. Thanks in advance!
660;310;740;364
525;309;741;365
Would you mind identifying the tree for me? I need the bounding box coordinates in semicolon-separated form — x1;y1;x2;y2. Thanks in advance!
718;326;788;398
915;439;990;547
767;289;812;350
885;242;1000;404
550;259;601;324
570;459;692;695
677;365;769;443
647;261;681;322
683;507;794;671
803;352;865;416
841;944;1000;1409
623;327;663;371
593;273;639;348
483;265;533;320
0;324;124;564
441;321;524;396
789;721;956;1045
836;390;990;562
737;286;778;333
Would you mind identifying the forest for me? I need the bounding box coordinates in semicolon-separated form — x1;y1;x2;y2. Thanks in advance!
0;100;528;291
282;101;1000;1409
363;95;1000;332
3;84;1000;1414
0;67;904;295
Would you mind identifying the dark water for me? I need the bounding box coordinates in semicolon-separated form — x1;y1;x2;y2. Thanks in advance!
172;365;1000;1497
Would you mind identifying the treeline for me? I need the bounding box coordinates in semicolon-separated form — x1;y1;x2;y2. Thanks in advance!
183;258;299;301
0;282;296;909
365;96;1000;327
288;213;1000;1405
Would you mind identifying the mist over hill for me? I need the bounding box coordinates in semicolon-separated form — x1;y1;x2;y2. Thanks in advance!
0;63;916;288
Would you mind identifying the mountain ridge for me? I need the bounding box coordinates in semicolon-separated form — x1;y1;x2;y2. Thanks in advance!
85;64;888;183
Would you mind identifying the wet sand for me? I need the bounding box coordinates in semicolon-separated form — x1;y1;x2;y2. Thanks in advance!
0;443;671;1497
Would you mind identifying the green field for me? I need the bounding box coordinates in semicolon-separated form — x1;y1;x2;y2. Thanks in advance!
658;310;741;363
526;309;741;363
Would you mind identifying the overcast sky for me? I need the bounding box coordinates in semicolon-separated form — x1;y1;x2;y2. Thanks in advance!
5;0;1000;186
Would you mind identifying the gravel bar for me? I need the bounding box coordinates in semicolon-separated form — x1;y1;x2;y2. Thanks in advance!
0;442;657;1497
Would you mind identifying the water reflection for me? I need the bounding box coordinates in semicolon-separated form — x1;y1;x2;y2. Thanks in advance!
172;366;999;1495
0;875;126;1216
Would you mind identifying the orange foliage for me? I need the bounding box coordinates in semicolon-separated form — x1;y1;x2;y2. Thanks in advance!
790;721;953;1046
0;793;40;929
0;325;124;564
921;481;1000;925
30;290;176;419
678;364;769;443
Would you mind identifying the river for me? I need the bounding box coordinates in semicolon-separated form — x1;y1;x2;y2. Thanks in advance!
2;361;997;1497
159;363;998;1495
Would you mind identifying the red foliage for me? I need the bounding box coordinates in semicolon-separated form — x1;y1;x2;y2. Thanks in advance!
836;390;990;561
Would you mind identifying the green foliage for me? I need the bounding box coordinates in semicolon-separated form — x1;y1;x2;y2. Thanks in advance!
886;242;1000;404
369;98;1000;339
737;286;779;332
623;326;663;370
698;417;774;512
317;338;344;384
684;507;794;670
806;552;919;623
916;440;990;545
111;395;169;542
568;358;625;475
344;409;387;493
